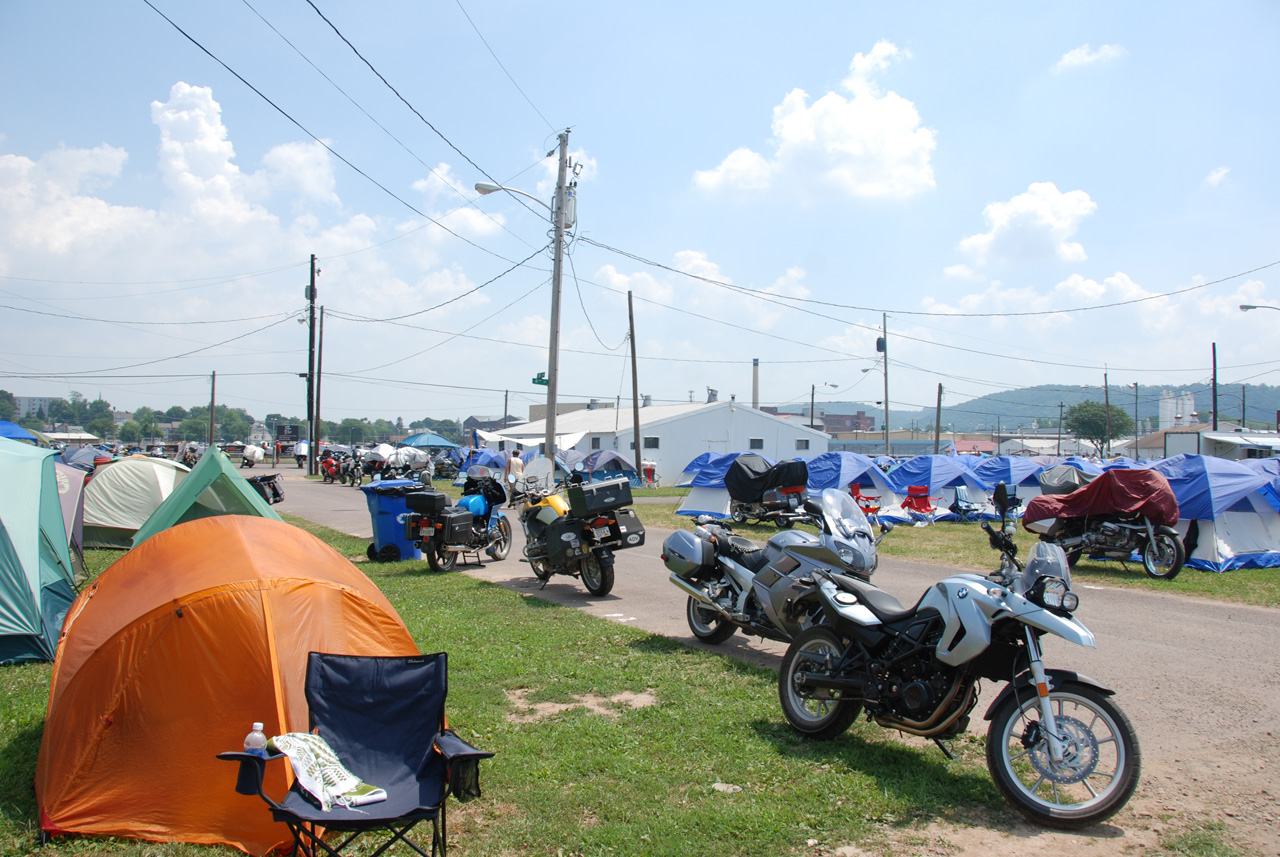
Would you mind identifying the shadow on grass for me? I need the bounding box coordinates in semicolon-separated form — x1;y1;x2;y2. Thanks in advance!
0;721;41;834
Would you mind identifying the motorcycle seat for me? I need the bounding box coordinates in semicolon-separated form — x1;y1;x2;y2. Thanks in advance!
829;574;917;624
718;535;770;573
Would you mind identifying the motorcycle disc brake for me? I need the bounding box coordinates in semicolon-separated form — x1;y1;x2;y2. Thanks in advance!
1026;715;1100;784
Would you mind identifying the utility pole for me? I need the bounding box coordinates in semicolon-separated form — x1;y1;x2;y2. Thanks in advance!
1242;384;1247;429
628;291;642;476
208;371;216;446
1211;343;1219;431
933;383;943;455
879;313;890;456
544;130;570;460
315;307;325;451
503;390;509;431
1057;402;1064;455
1103;368;1111;456
1133;382;1139;451
306;254;318;475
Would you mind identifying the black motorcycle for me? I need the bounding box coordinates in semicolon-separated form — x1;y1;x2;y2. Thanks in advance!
725;454;809;528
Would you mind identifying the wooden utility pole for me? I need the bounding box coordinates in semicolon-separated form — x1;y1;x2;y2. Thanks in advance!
628;291;642;476
306;253;318;475
1103;368;1111;456
208;371;216;446
1211;343;1219;431
933;383;943;454
315;307;325;450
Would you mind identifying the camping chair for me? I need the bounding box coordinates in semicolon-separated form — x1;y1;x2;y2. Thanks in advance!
902;485;939;523
219;652;492;857
848;484;881;519
947;485;982;522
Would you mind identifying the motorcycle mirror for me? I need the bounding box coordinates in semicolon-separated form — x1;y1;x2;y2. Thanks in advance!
506;473;517;484
992;482;1008;515
880;521;895;534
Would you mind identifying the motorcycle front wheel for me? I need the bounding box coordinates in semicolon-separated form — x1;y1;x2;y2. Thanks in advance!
685;595;735;644
987;682;1141;829
1142;533;1185;580
580;552;615;597
529;557;553;581
778;627;861;740
488;518;512;561
426;544;457;572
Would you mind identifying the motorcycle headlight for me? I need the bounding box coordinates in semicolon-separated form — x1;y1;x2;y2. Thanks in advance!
1029;576;1078;613
838;546;855;566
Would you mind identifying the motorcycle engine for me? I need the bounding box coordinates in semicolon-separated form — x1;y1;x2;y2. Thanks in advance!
1081;522;1133;551
863;620;953;718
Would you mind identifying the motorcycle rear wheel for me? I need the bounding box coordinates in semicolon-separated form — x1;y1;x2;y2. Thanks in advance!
731;507;748;524
1142;533;1184;580
580;552;615;597
426;544;457;572
778;627;861;740
685;596;735;644
987;682;1141;829
488;518;512;561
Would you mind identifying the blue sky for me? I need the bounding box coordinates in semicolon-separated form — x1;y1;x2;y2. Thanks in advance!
2;1;1278;427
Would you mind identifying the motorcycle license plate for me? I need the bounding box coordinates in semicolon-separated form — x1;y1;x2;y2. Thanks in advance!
592;525;611;539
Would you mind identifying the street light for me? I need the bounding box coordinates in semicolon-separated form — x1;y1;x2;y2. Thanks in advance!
809;382;835;431
861;365;890;455
474;130;571;461
1240;304;1280;312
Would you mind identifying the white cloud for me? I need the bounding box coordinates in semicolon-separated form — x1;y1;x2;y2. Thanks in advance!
943;263;984;281
959;182;1096;266
1054;43;1126;73
694;40;936;198
1205;166;1230;187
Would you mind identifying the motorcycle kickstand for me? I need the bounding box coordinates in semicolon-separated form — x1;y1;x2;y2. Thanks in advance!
932;737;957;761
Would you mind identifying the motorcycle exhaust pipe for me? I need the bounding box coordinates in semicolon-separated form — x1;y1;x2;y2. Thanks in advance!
668;573;729;616
793;671;867;694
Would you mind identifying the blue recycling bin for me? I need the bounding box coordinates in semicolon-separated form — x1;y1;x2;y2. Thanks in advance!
360;479;424;562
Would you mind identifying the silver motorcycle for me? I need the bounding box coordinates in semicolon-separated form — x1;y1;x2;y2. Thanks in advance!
661;489;892;645
778;483;1140;828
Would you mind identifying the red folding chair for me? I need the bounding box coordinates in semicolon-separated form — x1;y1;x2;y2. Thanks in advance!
902;485;939;521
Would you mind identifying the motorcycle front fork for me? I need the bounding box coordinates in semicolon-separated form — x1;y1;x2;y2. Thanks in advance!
1024;627;1068;763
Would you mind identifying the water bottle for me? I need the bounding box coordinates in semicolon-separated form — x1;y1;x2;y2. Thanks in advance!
244;722;268;758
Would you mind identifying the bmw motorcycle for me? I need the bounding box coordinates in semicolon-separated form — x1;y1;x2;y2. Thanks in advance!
661;488;891;645
403;464;512;571
778;483;1140;829
512;460;645;597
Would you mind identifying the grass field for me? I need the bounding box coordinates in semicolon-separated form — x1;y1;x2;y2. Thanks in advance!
0;509;1263;856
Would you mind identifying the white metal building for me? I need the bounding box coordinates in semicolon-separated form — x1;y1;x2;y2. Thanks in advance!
481;401;829;484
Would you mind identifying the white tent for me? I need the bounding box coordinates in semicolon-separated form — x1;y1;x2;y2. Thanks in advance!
83;456;190;549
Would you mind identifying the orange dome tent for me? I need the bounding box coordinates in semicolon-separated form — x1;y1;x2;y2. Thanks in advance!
35;516;418;855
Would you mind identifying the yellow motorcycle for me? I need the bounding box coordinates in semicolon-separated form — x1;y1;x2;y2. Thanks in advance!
512;459;645;597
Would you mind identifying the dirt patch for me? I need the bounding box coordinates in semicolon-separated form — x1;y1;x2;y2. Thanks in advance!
504;688;657;723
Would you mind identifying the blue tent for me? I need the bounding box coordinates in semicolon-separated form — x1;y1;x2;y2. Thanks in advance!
399;431;459;449
1243;458;1280;495
675;452;778;518
582;450;641;487
874;455;895;470
1060;456;1105;475
972;456;1044;488
805;451;893;494
1101;457;1146;470
0;421;38;443
1151;454;1280;572
675;452;742;487
884;455;989;495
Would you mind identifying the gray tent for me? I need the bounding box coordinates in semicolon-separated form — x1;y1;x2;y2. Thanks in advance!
1038;463;1098;496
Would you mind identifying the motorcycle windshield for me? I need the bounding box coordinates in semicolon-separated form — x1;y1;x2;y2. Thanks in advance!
820;488;873;540
523;458;554;491
467;464;493;480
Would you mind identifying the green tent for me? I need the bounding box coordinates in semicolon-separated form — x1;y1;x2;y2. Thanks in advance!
0;438;76;664
131;447;283;548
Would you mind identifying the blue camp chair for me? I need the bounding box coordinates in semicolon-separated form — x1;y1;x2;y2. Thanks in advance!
220;652;492;857
947;485;982;522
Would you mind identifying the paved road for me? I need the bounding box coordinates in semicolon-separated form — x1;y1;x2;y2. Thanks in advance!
270;467;1280;850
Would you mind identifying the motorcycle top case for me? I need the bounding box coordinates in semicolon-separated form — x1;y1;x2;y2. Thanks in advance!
406;490;449;514
437;506;474;545
567;477;633;518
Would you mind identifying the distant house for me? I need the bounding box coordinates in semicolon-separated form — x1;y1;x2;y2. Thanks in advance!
462;414;526;433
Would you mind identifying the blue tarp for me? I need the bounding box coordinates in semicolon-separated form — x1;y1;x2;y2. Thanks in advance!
1152;454;1277;520
1060;456;1105;475
399;431;459;449
0;421;37;443
675;452;746;487
687;452;775;488
1101;457;1146;470
972;456;1043;488
805;451;892;494
884;455;989;495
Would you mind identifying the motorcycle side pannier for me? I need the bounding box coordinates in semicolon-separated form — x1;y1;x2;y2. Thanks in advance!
437;507;474;545
406;490;449;514
661;529;713;580
607;507;646;548
546;518;586;567
567;478;633;518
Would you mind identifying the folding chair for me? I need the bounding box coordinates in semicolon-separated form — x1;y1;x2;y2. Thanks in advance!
902;485;939;522
947;485;982;521
848;484;881;519
220;652;492;857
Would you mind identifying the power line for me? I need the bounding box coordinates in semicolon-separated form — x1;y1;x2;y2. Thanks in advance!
141;0;519;263
453;0;555;132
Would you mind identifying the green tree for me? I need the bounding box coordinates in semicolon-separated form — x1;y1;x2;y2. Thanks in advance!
336;418;368;444
176;417;209;442
47;398;75;424
133;407;159;442
0;390;16;422
218;412;251;443
86;398;112;422
165;405;188;421
1064;400;1134;455
85;416;115;440
118;420;142;444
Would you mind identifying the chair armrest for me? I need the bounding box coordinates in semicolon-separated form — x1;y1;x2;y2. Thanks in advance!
430;730;494;804
217;751;287;806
